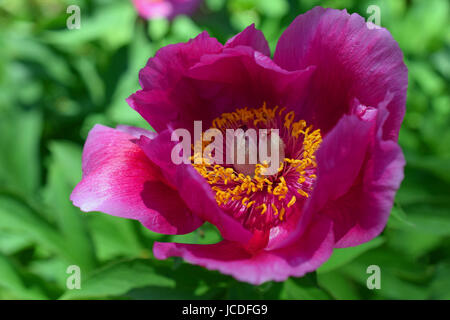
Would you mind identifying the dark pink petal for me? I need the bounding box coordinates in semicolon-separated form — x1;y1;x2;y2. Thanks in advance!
138;31;222;91
138;130;253;244
154;216;334;284
127;89;179;133
127;31;222;132
285;93;404;247
327;96;406;247
70;125;203;235
128;35;314;133
331;139;404;247
225;24;271;57
274;7;407;140
278;107;377;248
178;46;314;129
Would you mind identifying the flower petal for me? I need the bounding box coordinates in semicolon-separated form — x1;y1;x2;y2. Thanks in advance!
328;96;406;247
274;7;407;140
116;124;157;139
127;31;223;132
275;105;377;249
70;124;203;235
128;34;314;133
179;46;314;129
137;129;253;244
153;216;334;285
132;0;202;20
225;24;271;57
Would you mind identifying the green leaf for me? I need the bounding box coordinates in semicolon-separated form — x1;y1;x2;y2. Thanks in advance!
106;21;154;128
0;230;32;255
406;211;450;236
280;274;331;300
43;2;136;51
148;19;169;41
88;214;145;262
386;228;442;259
339;249;431;299
60;259;175;299
317;271;361;300
0;195;68;260
317;237;385;274
42;141;97;271
430;263;450;299
0;109;42;194
0;253;47;299
256;0;288;18
169;223;222;245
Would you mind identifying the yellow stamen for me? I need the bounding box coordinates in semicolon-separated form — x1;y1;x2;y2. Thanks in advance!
256;204;267;215
191;103;322;222
287;195;297;208
271;203;279;215
279;207;286;221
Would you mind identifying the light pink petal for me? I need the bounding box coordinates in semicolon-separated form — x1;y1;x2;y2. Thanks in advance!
132;0;202;20
70;124;203;235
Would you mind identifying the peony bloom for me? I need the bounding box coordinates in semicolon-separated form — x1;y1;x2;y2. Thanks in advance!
71;7;407;284
132;0;202;20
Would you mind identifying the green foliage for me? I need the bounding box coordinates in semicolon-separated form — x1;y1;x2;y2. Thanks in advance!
0;0;448;300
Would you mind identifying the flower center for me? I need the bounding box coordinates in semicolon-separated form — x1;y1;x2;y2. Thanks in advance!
191;103;322;231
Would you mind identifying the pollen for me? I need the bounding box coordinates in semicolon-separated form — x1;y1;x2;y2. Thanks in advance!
191;103;322;231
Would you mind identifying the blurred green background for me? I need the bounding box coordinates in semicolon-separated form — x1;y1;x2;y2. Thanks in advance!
0;0;449;300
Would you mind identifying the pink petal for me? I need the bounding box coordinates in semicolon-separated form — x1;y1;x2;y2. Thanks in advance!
137;130;253;244
127;32;315;133
278;107;377;248
154;216;334;284
127;31;223;132
70;125;203;235
225;24;271;57
132;0;202;20
329;96;406;247
274;7;407;140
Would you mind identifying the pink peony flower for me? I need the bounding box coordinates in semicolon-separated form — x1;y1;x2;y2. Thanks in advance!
71;7;407;284
132;0;202;20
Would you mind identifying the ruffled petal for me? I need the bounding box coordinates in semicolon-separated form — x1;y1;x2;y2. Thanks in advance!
274;7;407;140
154;216;334;285
276;105;377;248
283;93;404;248
328;96;406;247
127;31;223;132
70;125;203;235
179;46;314;129
225;24;271;57
128;34;314;133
